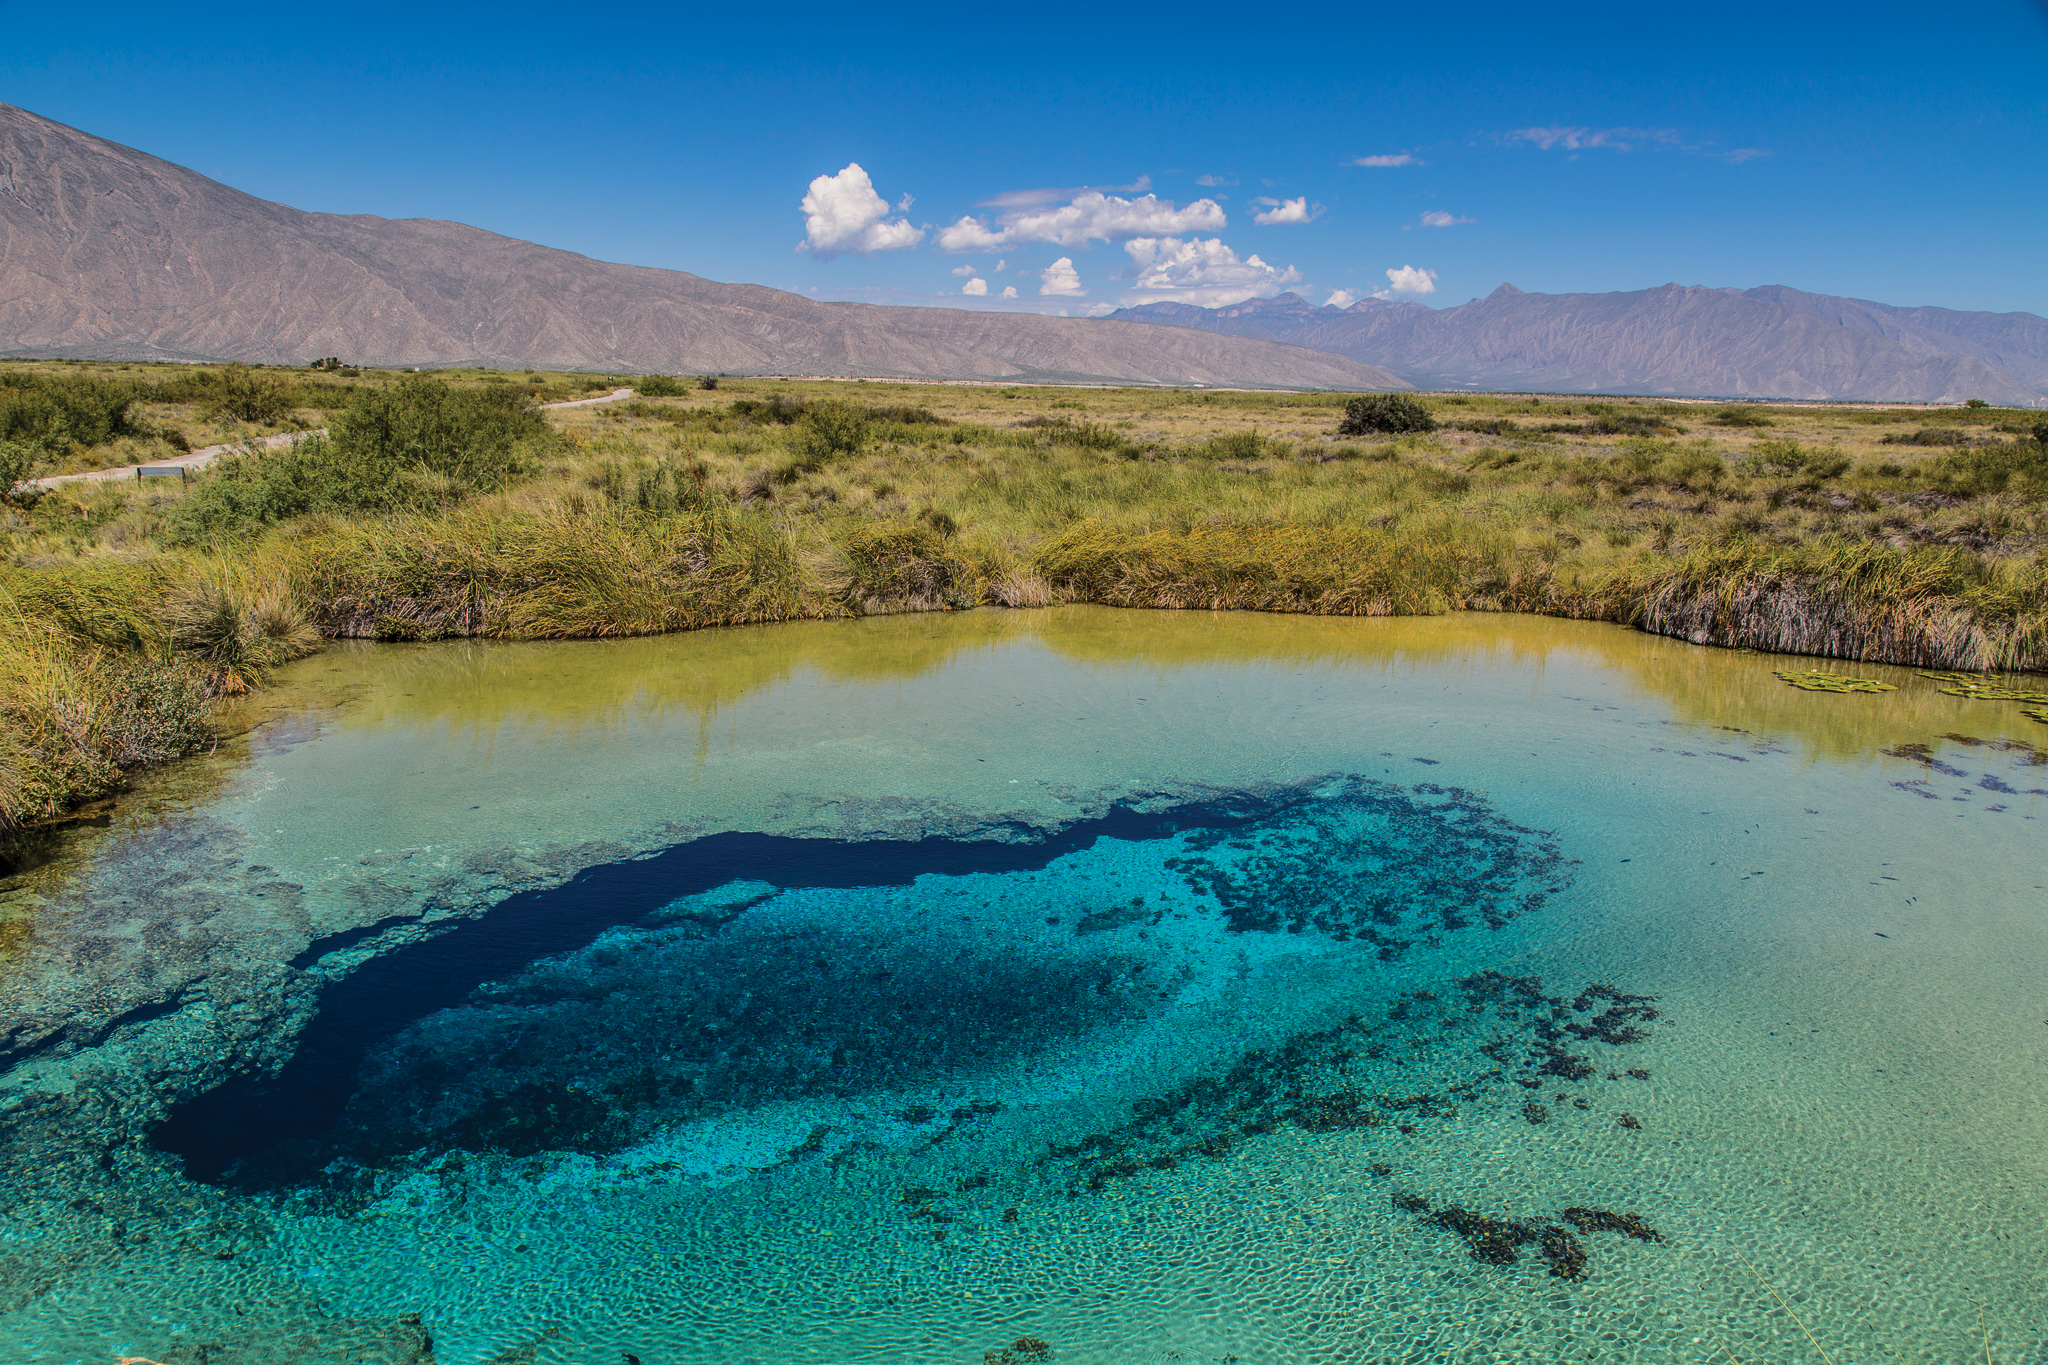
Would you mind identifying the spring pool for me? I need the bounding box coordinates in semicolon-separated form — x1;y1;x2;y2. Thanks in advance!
0;607;2042;1364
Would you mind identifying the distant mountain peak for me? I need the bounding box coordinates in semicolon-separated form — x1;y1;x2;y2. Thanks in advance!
1109;277;2045;403
0;103;1409;390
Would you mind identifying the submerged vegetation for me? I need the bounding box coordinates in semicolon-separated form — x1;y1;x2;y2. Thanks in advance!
3;354;2046;836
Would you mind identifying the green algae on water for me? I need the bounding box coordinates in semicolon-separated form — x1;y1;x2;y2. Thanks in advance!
1774;668;1897;694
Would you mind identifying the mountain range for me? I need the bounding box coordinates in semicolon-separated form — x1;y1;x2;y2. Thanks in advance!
1109;285;2048;404
0;104;1400;391
4;101;2043;404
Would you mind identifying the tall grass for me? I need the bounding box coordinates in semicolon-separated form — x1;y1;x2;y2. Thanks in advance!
286;506;830;639
0;621;212;828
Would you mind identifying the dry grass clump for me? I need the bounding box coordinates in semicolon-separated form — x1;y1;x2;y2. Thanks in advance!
286;505;828;640
1034;519;1488;615
0;620;212;827
1612;539;2048;672
161;568;323;695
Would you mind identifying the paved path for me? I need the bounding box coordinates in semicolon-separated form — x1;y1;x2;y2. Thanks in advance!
27;387;637;490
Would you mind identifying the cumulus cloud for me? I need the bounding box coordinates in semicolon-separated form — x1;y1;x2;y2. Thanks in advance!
994;259;1007;272
1351;153;1419;167
799;164;923;256
950;264;978;276
1195;173;1236;187
1251;196;1317;225
1325;289;1360;309
1411;210;1474;229
937;190;1226;252
1001;285;1018;298
1374;265;1438;299
1119;236;1301;307
962;277;989;295
1039;258;1087;296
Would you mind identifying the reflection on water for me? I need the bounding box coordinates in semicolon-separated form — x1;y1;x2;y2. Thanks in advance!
262;608;2045;767
0;608;2043;1365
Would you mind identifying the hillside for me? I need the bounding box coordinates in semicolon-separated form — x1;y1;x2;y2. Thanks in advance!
0;105;1403;390
1112;285;2045;403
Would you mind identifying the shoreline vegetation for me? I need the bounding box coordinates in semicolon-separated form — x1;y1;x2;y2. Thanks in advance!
4;357;2046;847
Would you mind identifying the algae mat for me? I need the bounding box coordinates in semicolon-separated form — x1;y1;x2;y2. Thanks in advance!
0;609;2042;1364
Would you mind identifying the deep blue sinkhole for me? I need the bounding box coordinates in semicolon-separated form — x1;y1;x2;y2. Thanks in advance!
150;792;1284;1186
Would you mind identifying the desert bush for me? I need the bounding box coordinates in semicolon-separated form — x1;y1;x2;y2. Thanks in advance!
333;375;551;491
1882;427;1969;447
635;375;688;397
1;439;36;497
210;364;296;423
1923;441;2048;497
1711;407;1773;428
0;371;140;449
1337;393;1437;436
731;394;812;424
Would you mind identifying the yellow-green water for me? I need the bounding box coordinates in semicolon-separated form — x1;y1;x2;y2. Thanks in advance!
0;608;2042;1364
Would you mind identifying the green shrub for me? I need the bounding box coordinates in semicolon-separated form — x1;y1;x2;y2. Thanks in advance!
1744;439;1848;480
1924;442;2048;497
795;404;871;460
169;379;554;544
1;439;36;497
330;375;551;492
1883;427;1969;447
210;364;296;423
1337;393;1437;436
1711;407;1773;428
0;372;139;449
635;375;688;397
731;394;811;425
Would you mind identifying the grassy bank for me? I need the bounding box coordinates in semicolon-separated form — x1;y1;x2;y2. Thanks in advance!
4;362;2046;842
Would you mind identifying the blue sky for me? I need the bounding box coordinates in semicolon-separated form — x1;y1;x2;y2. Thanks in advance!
6;0;2046;317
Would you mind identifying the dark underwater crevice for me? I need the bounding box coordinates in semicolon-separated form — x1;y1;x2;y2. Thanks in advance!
150;789;1293;1186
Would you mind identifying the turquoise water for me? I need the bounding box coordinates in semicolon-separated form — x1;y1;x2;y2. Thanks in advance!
0;608;2043;1364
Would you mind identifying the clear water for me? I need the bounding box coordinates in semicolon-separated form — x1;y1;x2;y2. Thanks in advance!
1;607;2043;1364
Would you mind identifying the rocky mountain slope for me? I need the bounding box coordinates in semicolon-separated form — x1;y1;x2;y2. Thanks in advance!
0;104;1404;390
1112;284;2046;403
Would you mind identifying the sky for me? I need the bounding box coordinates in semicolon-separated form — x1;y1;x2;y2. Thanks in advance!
5;0;2046;318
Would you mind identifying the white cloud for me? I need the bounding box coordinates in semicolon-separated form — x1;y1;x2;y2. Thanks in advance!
1412;210;1474;229
1118;236;1301;307
1001;285;1018;298
1374;265;1438;299
950;264;978;276
1251;196;1316;226
1507;125;1684;152
937;190;1226;252
961;277;989;295
1351;153;1419;167
1325;289;1359;308
1039;257;1087;297
994;259;1006;272
1195;173;1236;187
799;164;923;256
